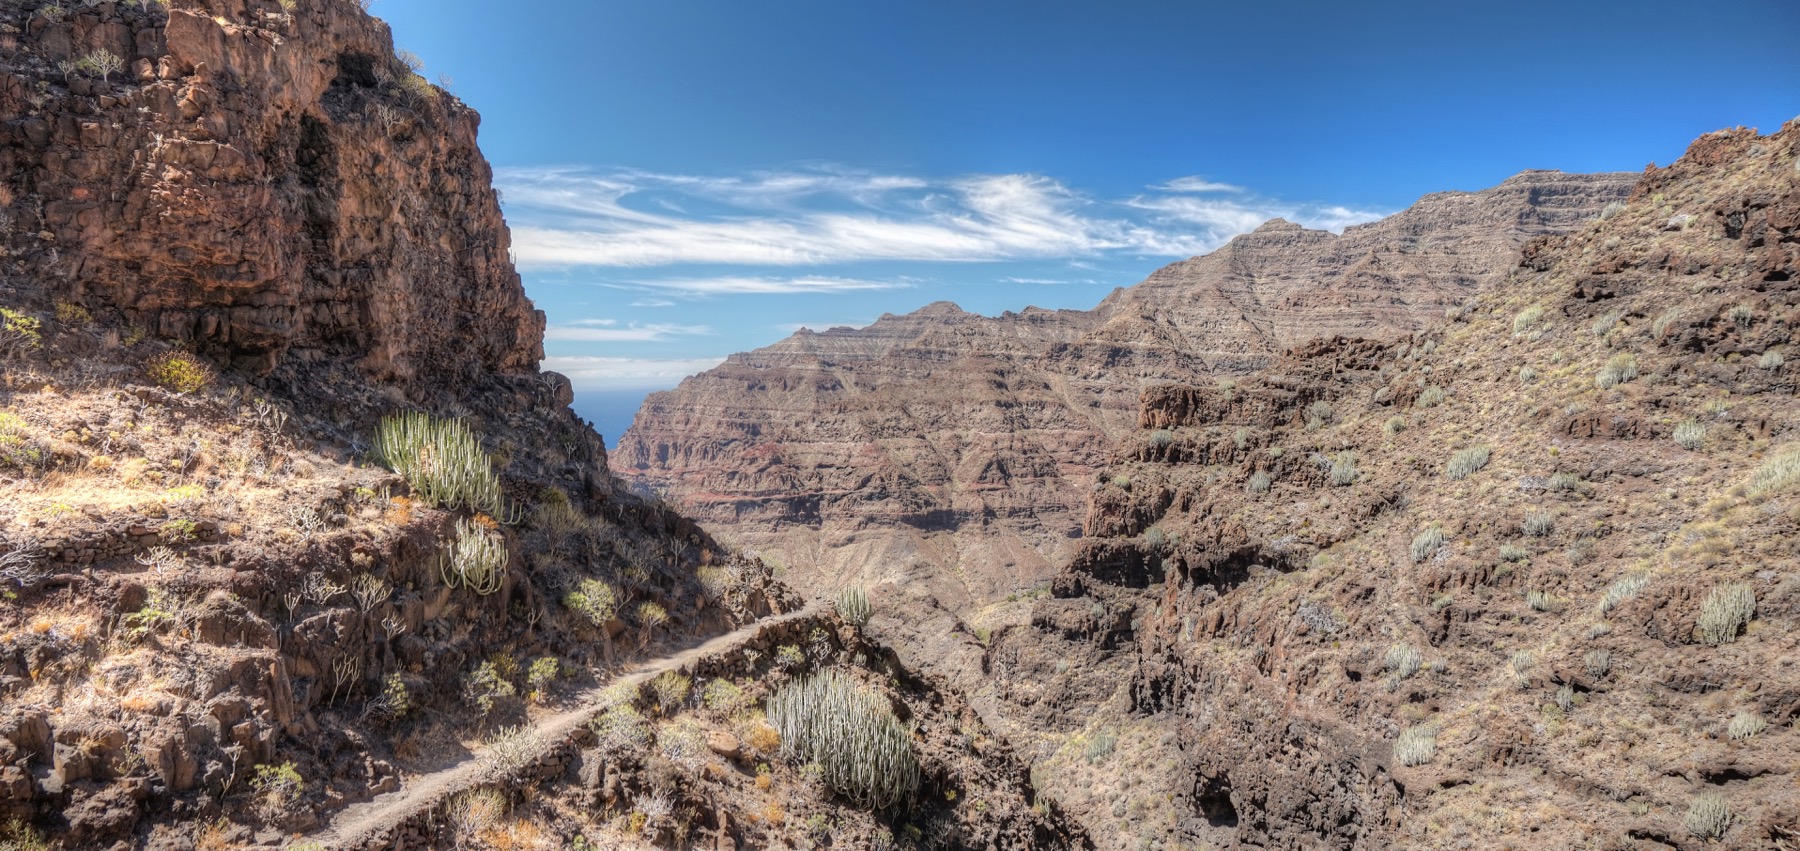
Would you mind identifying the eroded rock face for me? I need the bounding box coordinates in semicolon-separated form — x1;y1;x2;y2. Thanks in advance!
0;0;541;382
1007;124;1800;850
612;171;1636;619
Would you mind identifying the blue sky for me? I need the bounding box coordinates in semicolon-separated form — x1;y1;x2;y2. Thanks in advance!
373;0;1799;445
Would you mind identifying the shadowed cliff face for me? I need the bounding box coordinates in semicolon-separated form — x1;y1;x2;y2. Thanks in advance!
0;0;542;384
610;171;1637;631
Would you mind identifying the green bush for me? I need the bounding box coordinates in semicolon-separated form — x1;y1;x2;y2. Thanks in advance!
146;351;216;394
1381;416;1406;437
591;705;651;754
463;659;516;717
1147;429;1174;449
1548;472;1581;492
1695;583;1754;646
1522;511;1554;537
565;578;619;627
836;587;872;627
1446;445;1490;480
1599;572;1649;613
1583;649;1611;679
1512;304;1547;337
1329;452;1357;486
375;411;509;517
1083;727;1117;764
648;671;691;714
0;307;42;358
1246;471;1272;495
1305;400;1333;432
1417;386;1447;408
766;670;920;810
1499;543;1529;562
441;518;507;594
1759;350;1785;370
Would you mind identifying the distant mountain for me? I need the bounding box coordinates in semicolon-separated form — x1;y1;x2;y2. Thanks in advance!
611;170;1636;620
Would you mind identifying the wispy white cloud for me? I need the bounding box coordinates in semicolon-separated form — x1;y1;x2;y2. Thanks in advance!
545;322;712;342
541;355;729;390
629;298;676;308
1154;176;1245;193
496;165;1389;271
634;276;910;295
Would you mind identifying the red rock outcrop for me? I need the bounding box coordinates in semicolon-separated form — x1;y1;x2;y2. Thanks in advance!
0;0;540;382
612;171;1636;616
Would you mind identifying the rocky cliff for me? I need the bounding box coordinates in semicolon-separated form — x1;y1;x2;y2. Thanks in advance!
612;171;1636;634
0;0;540;383
0;2;1073;848
990;123;1800;849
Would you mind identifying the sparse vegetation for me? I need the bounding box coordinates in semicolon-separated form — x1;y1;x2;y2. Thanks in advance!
1749;447;1800;495
1683;793;1731;840
1512;304;1547;337
1148;429;1174;448
1382;415;1405;437
1394;724;1437;766
375;411;510;516
1695;583;1754;646
1522;511;1554;537
648;671;692;714
1305;400;1333;432
836;586;872;627
440;517;507;595
1329;451;1358;486
1595;353;1638;389
144;350;217;394
1509;650;1534;688
1673;418;1706;450
1445;445;1490;480
1246;470;1272;494
1727;711;1765;741
766;669;920;810
1759;349;1785;369
1526;589;1561;613
1385;643;1423;679
1583;649;1612;679
1548;472;1581;492
1417;386;1446;408
1409;526;1445;564
1599;572;1649;613
1499;543;1529;562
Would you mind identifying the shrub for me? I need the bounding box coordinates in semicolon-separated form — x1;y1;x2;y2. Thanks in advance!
775;645;805;669
1143;526;1168;550
146;351;216;394
1599;572;1649;613
565;578;618;627
1652;309;1684;338
1233;427;1252;450
1305;400;1333;432
1518;366;1538;383
1595;353;1638;389
1148;429;1174;449
1329;452;1358;486
1510;650;1535;688
766;670;920;810
1591;310;1620;337
647;672;691;715
702;679;747;715
252;762;304;823
1554;683;1576;712
1727;711;1765;741
54;302;90;325
1410;526;1445;564
1394;724;1437;766
1512;304;1546;337
483;724;540;772
1522;511;1554;537
1417;386;1446;408
0;307;42;358
591;705;651;754
636;601;669;629
463;660;516;717
1583;649;1612;679
836;586;871;627
1499;543;1529;562
1445;445;1490;480
1083;727;1117;764
1548;472;1581;492
1684;793;1731;840
1382;416;1406;437
526;657;561;702
1749;447;1800;495
1526;590;1561;613
1386;643;1423;679
1695;583;1754;646
1673;419;1706;450
1759;350;1785;369
1729;303;1755;328
1246;471;1272;495
441;518;506;595
374;411;509;516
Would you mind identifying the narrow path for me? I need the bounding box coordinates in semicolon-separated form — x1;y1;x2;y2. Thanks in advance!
303;605;823;849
